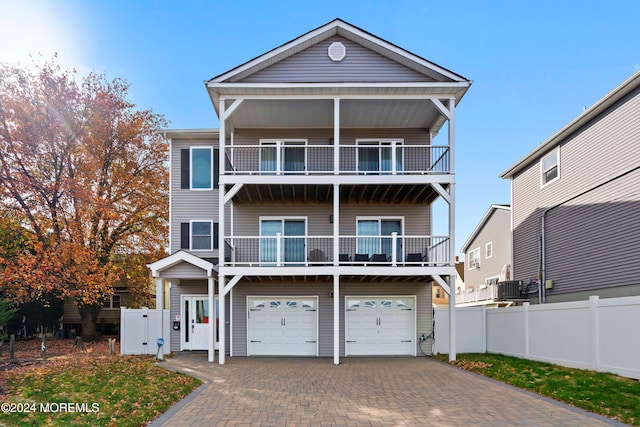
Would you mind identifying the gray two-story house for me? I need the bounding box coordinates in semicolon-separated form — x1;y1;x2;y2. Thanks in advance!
148;19;470;364
458;204;512;306
501;70;640;303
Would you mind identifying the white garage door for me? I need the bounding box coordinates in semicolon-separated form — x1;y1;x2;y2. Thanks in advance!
345;296;415;356
247;296;318;356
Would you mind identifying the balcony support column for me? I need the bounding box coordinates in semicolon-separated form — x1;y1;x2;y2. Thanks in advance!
333;183;339;266
333;98;340;175
219;99;227;267
447;98;457;362
333;273;340;365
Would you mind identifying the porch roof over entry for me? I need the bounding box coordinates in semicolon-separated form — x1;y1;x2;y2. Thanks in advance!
147;250;216;278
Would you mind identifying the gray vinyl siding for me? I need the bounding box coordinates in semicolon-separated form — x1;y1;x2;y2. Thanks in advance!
236;36;431;84
464;208;511;290
170;138;223;257
160;262;209;280
232;128;430;145
63;297;130;324
231;128;431;174
231;280;432;357
511;87;640;297
232;203;430;236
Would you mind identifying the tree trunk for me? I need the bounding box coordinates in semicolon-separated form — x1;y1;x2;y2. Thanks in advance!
78;303;102;341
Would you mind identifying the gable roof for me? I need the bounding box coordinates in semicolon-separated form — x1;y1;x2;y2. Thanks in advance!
208;18;470;85
501;70;640;179
460;204;511;253
147;250;215;278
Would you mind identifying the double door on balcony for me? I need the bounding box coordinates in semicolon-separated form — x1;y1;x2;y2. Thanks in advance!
357;218;402;262
257;139;404;175
260;218;306;266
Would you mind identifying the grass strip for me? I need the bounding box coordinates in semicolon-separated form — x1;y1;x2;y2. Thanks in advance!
435;353;639;425
0;356;201;427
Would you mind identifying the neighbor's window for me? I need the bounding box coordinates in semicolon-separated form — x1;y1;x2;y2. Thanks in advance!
486;242;493;259
103;294;121;309
191;147;213;189
468;248;480;270
191;221;213;251
541;148;560;186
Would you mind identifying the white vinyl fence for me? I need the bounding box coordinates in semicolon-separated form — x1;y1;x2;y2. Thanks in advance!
434;295;640;380
120;308;170;358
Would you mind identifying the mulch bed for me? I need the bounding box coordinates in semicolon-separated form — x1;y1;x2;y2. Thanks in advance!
0;337;119;400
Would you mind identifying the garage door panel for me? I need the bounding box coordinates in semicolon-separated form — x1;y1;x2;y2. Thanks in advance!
248;297;318;356
346;296;415;356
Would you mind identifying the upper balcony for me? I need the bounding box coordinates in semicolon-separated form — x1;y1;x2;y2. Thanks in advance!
223;142;449;176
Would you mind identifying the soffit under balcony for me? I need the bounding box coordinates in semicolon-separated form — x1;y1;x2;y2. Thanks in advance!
240;274;432;284
223;98;443;130
227;183;444;205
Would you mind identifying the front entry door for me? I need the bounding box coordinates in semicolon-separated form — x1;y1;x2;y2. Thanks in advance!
181;295;218;351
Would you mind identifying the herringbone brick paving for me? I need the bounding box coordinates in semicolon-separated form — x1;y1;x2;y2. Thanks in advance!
151;354;624;426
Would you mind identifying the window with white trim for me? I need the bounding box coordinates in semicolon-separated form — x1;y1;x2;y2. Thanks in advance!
468;248;480;270
191;221;213;251
103;294;121;309
486;242;493;259
540;148;560;186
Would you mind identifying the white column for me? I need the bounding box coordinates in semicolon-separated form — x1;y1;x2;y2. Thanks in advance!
219;100;226;267
448;99;457;362
218;274;226;364
333;184;339;265
155;277;164;360
333;98;340;175
208;276;215;362
333;274;340;365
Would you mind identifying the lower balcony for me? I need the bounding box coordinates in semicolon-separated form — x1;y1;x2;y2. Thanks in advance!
223;235;450;267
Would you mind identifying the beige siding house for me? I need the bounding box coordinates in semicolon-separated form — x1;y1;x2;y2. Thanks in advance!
458;205;512;306
501;70;640;303
147;19;471;363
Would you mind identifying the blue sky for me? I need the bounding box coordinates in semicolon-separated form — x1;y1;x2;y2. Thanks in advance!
2;0;639;254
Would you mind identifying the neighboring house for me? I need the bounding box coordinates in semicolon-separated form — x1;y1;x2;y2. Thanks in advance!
433;258;464;306
147;19;471;364
63;289;131;335
457;204;513;306
501;70;640;303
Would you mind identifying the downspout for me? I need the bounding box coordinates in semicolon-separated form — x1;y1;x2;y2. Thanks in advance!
539;164;640;303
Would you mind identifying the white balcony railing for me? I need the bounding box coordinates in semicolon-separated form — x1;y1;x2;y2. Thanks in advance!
223;235;450;267
223;145;450;175
455;283;500;304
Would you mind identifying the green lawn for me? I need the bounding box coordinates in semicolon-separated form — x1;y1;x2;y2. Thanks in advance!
435;353;640;425
0;356;201;427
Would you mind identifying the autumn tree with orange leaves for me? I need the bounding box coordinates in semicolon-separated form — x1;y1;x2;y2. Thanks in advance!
0;59;168;339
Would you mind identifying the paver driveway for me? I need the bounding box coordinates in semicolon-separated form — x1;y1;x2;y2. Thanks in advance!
151;353;623;426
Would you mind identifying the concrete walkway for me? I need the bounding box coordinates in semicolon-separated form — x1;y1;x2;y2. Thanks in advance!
151;353;625;426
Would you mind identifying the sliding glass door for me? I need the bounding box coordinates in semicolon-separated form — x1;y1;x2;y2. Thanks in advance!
260;140;306;174
260;218;306;265
357;218;402;261
357;141;403;174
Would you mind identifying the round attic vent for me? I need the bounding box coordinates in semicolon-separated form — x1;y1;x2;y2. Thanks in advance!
328;42;346;62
